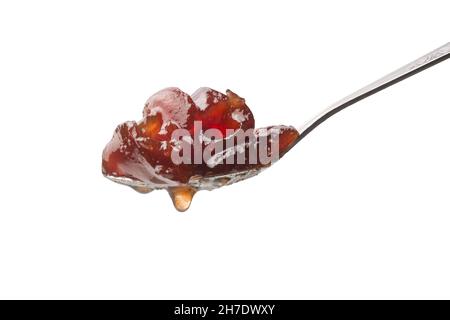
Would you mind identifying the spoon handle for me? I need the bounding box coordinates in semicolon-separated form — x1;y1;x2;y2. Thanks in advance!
297;42;450;140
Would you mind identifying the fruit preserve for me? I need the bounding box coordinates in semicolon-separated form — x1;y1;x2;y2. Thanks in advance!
102;87;299;211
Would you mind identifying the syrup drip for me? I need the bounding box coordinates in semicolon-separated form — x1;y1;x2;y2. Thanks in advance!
168;186;197;212
131;186;153;194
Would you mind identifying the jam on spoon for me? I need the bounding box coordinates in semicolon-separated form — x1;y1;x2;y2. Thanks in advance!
102;87;300;211
102;43;450;212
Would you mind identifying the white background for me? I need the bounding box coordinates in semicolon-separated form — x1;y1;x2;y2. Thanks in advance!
0;0;449;299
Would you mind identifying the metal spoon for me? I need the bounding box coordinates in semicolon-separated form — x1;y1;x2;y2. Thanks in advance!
295;42;450;145
103;43;450;212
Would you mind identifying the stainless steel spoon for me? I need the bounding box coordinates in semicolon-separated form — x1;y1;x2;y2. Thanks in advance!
295;42;450;144
103;43;450;212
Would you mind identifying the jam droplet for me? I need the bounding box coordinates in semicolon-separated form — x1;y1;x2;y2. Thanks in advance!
131;186;153;194
168;186;197;212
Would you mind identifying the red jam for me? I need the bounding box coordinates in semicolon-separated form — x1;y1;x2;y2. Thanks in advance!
102;88;300;211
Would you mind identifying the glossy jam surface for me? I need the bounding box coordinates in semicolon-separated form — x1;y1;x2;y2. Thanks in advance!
102;87;300;211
